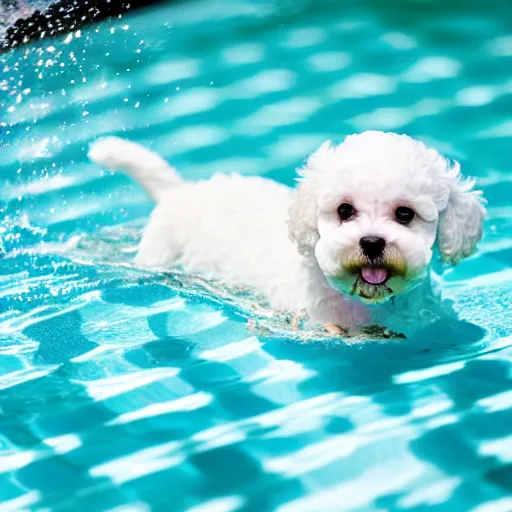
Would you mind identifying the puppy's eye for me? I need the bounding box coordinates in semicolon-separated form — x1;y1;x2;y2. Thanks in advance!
395;206;415;225
337;203;355;221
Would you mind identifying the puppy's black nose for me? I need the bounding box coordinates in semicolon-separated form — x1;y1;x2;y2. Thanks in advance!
360;236;386;260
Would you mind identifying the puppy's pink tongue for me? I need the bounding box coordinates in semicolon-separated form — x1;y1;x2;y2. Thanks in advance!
361;267;388;285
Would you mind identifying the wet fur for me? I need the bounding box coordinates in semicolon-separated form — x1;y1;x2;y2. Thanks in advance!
88;131;486;337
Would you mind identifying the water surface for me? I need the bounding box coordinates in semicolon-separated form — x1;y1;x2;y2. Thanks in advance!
0;0;511;510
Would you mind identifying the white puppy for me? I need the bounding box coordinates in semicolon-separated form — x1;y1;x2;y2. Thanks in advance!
89;131;486;336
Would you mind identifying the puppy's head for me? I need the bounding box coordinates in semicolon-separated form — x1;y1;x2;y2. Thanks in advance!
288;131;486;304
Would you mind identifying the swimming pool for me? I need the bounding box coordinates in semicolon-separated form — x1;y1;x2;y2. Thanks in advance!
1;0;511;510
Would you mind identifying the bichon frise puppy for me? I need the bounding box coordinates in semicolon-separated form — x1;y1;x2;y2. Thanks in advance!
89;131;486;336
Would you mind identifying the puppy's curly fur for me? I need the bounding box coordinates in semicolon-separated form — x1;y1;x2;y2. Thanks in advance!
89;131;486;335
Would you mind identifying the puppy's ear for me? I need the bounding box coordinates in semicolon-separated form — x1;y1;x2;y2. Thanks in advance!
288;141;334;256
437;161;486;265
288;180;319;256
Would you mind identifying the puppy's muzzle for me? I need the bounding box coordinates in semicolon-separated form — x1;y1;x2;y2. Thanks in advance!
343;244;407;288
359;236;386;260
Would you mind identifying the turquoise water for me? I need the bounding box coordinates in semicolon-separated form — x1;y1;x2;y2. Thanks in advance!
1;0;512;510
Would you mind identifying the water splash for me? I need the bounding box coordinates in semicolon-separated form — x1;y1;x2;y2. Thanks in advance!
36;223;410;343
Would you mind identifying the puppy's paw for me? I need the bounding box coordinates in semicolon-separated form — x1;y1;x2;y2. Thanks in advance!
324;324;348;336
360;324;406;339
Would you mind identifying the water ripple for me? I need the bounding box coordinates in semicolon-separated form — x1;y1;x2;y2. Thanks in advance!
0;0;511;510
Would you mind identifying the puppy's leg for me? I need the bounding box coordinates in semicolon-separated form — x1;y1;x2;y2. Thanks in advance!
134;230;180;268
324;324;345;336
134;210;182;268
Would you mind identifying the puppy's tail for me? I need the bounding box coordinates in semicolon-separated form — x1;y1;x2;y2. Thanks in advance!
88;136;182;202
